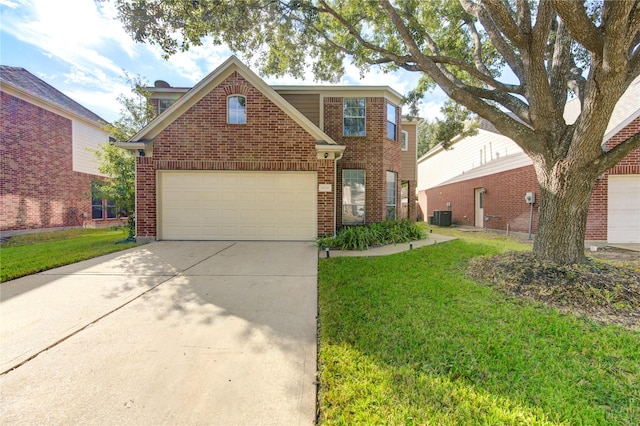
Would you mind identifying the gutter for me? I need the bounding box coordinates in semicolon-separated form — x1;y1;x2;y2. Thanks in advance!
115;140;154;157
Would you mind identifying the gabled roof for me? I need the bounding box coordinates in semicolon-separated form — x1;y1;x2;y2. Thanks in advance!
563;76;640;140
127;56;339;145
0;65;107;125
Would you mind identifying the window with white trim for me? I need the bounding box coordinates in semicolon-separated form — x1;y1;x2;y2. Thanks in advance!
401;130;409;151
342;169;365;224
386;103;397;140
106;200;118;219
92;193;104;220
91;182;117;220
343;98;366;136
158;99;174;114
227;95;247;124
386;171;397;220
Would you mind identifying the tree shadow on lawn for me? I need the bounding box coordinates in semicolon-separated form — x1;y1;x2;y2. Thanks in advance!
317;241;640;425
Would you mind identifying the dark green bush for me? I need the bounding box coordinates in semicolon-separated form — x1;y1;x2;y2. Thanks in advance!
317;220;426;250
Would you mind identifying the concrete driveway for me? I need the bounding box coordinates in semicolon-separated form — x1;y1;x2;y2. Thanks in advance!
0;241;318;425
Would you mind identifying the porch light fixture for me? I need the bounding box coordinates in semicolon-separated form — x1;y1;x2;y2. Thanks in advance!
138;149;145;157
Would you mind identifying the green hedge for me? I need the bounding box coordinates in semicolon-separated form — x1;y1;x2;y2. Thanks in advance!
317;220;426;251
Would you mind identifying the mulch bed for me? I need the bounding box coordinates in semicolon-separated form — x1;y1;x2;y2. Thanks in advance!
468;251;640;330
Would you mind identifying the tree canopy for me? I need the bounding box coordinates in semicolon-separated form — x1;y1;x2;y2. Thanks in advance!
109;0;640;263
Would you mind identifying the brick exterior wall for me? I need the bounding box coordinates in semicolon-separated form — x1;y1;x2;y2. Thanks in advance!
424;165;541;233
323;97;402;228
135;71;336;237
1;92;119;231
420;116;640;240
584;116;640;240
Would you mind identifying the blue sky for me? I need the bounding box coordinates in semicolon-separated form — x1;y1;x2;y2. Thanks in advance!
0;0;447;123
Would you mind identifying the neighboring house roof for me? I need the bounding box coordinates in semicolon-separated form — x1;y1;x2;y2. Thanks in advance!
0;65;107;126
438;151;532;187
126;56;340;146
563;76;640;141
421;75;640;164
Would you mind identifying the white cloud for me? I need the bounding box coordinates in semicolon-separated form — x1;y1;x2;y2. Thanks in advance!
0;0;22;8
421;100;446;120
146;41;233;85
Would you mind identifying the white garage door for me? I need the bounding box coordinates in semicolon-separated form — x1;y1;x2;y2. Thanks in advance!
607;174;640;244
158;171;317;241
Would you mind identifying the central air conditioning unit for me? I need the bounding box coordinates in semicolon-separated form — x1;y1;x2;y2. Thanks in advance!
433;210;452;227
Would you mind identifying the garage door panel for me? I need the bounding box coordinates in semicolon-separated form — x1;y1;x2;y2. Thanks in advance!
608;175;640;244
159;171;317;241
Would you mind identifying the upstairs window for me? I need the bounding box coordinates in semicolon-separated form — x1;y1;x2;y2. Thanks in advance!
401;130;409;151
386;103;397;140
344;98;366;136
158;99;174;114
228;95;247;124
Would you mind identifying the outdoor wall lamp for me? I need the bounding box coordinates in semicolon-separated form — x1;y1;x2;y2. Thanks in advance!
138;149;145;157
324;152;329;159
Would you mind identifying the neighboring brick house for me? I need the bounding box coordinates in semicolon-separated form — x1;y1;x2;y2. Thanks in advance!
117;56;416;241
0;66;118;233
417;77;640;244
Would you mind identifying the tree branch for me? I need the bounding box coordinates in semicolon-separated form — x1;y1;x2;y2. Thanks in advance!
549;18;572;111
429;56;524;94
515;0;531;35
598;131;640;172
481;0;525;47
524;2;561;136
379;0;538;149
459;0;525;79
551;0;603;54
466;16;493;76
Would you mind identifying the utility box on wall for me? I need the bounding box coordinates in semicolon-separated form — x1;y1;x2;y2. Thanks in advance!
433;210;452;226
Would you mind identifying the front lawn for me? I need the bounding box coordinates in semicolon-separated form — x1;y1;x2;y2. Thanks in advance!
1;228;141;282
317;233;639;424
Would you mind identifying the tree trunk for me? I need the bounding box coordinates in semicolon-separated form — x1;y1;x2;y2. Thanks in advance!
532;159;597;264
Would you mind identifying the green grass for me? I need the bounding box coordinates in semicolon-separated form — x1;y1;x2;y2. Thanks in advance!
318;235;640;424
1;228;141;282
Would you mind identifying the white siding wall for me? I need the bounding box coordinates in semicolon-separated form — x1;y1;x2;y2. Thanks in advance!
417;129;524;191
72;120;109;176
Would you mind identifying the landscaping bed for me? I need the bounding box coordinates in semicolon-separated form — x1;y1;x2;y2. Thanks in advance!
469;251;640;330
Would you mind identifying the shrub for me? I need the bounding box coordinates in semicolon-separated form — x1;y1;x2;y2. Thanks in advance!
317;220;426;250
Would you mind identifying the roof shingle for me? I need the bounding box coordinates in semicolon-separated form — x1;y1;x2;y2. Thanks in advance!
0;66;107;125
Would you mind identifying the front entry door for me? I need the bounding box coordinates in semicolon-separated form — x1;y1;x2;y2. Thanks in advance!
475;188;484;228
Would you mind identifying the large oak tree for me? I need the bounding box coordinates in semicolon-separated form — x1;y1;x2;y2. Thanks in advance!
109;0;640;264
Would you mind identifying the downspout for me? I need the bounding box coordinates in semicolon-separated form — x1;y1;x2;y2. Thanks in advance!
134;158;138;239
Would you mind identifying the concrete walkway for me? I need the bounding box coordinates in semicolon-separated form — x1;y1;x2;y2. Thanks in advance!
0;241;317;425
318;233;457;258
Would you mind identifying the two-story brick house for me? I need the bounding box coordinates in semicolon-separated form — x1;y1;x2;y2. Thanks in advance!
118;56;416;241
1;66;119;233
